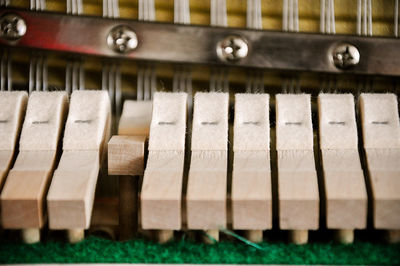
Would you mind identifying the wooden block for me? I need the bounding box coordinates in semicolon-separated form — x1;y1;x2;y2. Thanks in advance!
47;91;111;234
118;100;152;136
276;94;319;232
108;135;146;176
275;94;313;151
232;93;272;230
141;152;185;229
322;151;367;229
318;94;367;231
1;92;68;234
278;153;319;230
187;151;227;229
318;94;358;150
187;92;229;231
359;93;400;149
0;91;28;187
1;169;53;228
19;92;69;151
359;93;400;230
63;90;111;151
47;151;100;229
1;151;57;229
369;167;400;229
141;92;187;230
0;91;28;151
232;151;272;230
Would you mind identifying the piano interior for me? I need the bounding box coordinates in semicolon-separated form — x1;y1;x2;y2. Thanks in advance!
0;0;399;264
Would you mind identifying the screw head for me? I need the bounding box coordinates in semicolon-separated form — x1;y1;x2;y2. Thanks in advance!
107;25;138;54
331;43;360;69
0;13;27;41
217;35;249;62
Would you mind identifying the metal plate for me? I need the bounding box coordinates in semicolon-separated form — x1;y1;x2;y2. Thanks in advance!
1;8;400;76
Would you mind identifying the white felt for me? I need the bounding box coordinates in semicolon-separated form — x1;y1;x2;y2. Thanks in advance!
276;94;313;151
63;90;111;151
19;92;68;151
118;100;153;136
191;92;229;151
148;92;187;151
233;93;270;151
359;93;400;149
318;94;358;150
0;91;28;150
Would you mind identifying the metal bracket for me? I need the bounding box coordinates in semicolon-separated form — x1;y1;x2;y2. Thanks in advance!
1;8;400;76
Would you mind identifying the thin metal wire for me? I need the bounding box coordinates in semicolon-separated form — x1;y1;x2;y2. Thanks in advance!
211;0;227;26
246;0;264;93
103;0;121;119
30;0;46;10
320;0;335;34
0;0;10;6
210;0;229;92
65;0;84;95
29;1;48;93
65;59;84;93
357;0;372;36
247;0;262;29
67;0;83;15
0;52;11;91
137;0;156;100
283;0;299;32
7;53;12;91
173;0;192;108
103;0;119;18
395;0;399;37
174;0;190;24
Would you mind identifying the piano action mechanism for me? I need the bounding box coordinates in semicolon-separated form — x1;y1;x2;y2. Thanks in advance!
0;0;399;246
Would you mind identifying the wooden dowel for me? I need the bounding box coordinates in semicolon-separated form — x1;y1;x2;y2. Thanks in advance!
21;228;40;244
157;230;174;243
203;229;219;244
289;230;308;244
119;175;138;240
245;230;263;243
67;229;85;243
385;230;400;243
334;229;354;244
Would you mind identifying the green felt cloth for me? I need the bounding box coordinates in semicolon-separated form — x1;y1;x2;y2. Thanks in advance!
1;236;399;264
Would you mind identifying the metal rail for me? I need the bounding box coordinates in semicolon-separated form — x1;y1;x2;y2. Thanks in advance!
1;8;400;76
